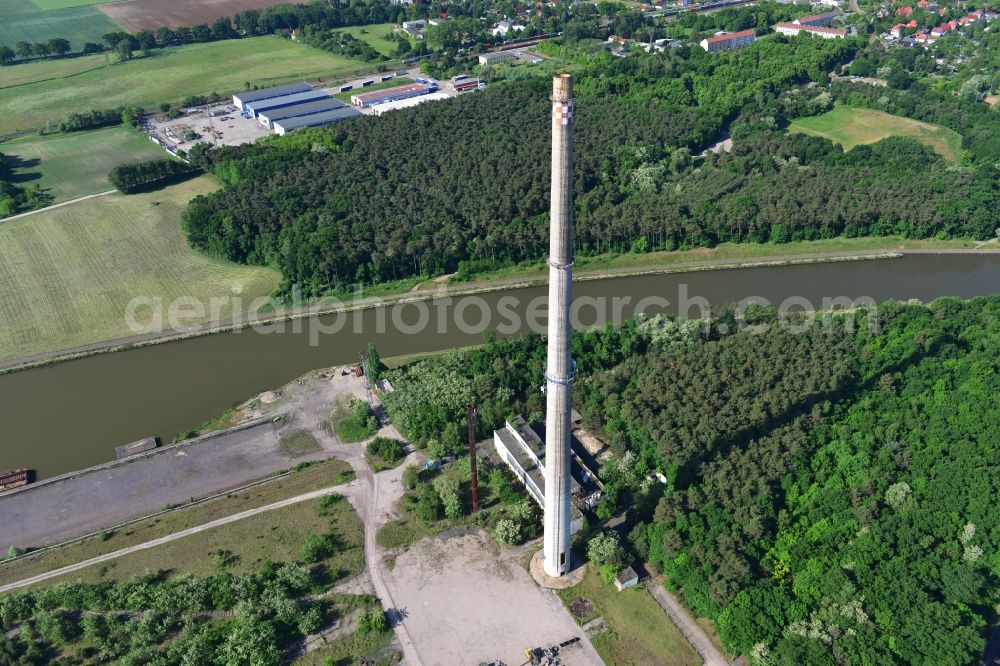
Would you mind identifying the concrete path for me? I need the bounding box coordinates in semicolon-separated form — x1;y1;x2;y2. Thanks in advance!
0;479;358;594
645;582;732;666
0;190;115;223
0;420;290;553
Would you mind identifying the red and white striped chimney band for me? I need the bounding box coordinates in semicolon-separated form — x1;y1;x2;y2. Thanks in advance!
552;100;574;126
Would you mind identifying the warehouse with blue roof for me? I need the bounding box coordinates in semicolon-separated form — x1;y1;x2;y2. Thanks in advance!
232;82;313;110
258;98;349;129
244;89;331;118
273;107;362;135
230;81;365;136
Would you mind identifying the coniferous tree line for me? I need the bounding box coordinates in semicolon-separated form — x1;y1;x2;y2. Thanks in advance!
108;159;199;194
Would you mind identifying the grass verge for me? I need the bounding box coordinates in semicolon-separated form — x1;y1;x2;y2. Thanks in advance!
556;568;701;666
448;236;986;285
28;484;364;588
293;596;398;665
334;76;415;102
282;430;324;457
329;397;378;443
0;458;355;587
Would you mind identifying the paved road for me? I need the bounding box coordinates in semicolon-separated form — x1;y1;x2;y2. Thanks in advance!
0;479;358;594
645;581;733;666
0;190;116;223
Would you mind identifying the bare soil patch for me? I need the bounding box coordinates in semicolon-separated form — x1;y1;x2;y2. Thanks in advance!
97;0;296;32
570;597;595;619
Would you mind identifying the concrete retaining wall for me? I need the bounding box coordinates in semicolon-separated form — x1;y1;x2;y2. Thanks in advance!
0;418;275;501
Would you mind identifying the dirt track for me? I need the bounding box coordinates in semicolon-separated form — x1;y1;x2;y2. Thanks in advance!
97;0;295;32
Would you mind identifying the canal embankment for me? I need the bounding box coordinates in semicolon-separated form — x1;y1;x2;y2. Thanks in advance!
3;251;1000;479
0;419;283;554
0;370;373;553
0;247;910;375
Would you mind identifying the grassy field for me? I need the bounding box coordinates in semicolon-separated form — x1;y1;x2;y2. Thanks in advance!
0;175;281;361
0;37;380;133
329;396;378;443
557;569;701;666
0;459;355;586
333;22;399;57
0;55;109;90
788;105;964;162
0;0;121;56
37;488;365;587
2;127;166;202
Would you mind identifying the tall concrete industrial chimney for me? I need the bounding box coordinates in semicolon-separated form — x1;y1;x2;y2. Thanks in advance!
543;73;574;578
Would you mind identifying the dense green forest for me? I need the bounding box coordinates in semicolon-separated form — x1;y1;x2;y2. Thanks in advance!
182;29;999;295
381;295;1000;664
181;36;874;294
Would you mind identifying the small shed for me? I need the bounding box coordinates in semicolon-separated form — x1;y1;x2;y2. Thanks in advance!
614;566;639;591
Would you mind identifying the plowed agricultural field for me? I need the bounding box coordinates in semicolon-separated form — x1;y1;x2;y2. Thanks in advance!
97;0;299;32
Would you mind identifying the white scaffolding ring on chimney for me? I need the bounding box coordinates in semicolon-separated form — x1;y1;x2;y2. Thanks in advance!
545;370;575;385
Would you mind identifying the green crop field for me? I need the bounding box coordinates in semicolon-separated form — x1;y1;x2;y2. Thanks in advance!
333;22;400;56
788;104;963;163
0;37;379;133
3;127;166;202
0;54;108;90
0;176;280;362
0;0;122;56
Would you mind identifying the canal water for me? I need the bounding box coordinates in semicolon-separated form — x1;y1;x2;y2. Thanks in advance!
2;254;999;478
